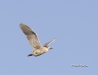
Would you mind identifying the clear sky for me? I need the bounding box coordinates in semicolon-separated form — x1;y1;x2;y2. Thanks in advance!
0;0;98;75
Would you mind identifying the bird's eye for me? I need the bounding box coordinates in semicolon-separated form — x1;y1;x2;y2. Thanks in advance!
36;52;38;54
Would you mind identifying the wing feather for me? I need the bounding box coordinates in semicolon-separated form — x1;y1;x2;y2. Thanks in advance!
44;38;57;47
20;23;42;50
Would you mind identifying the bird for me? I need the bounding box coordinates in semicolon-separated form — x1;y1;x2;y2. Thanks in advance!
20;23;57;57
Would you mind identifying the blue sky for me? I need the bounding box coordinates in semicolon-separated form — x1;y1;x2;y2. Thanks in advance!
0;0;98;75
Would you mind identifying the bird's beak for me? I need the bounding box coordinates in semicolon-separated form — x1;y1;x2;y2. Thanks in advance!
28;54;33;57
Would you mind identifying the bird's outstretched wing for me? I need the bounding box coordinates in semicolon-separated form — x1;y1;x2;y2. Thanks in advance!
20;23;42;50
44;38;57;47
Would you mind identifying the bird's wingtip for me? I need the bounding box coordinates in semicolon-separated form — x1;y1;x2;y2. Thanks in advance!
55;37;57;39
20;23;26;25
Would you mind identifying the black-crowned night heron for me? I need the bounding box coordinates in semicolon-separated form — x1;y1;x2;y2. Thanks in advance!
20;23;57;57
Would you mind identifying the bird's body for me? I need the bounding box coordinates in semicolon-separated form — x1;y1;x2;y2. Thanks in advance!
20;23;57;57
32;47;49;56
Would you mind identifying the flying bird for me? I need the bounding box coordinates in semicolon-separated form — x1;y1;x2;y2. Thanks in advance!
20;23;57;57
